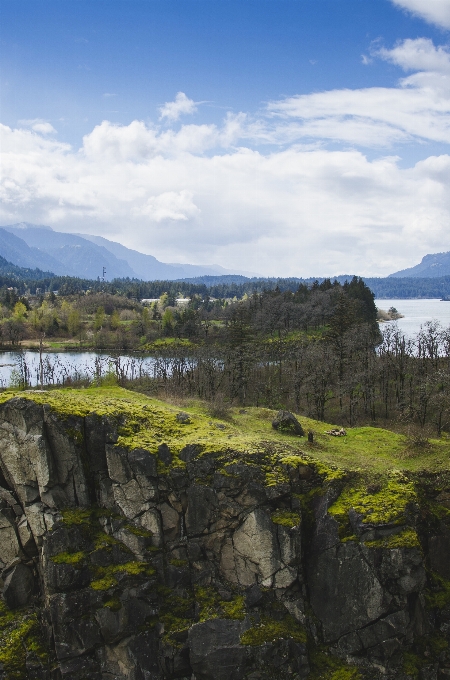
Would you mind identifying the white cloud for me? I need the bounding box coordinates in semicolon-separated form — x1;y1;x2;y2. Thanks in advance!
32;122;56;134
159;92;197;121
265;39;450;147
18;119;56;135
2;119;450;277
376;37;450;72
391;0;450;29
3;39;450;277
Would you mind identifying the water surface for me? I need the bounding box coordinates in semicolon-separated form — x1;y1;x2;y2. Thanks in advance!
0;351;158;388
375;298;450;337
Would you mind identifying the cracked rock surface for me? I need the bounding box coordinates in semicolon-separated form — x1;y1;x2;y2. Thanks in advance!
0;393;449;679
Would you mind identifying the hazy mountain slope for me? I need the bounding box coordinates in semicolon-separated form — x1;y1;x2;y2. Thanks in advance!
167;262;258;277
3;225;136;280
0;228;65;273
390;251;450;278
1;223;256;281
0;253;55;280
77;233;187;279
80;234;257;278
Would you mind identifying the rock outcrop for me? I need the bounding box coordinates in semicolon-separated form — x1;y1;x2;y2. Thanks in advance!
0;389;449;679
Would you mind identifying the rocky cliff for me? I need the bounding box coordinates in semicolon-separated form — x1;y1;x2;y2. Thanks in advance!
0;388;449;680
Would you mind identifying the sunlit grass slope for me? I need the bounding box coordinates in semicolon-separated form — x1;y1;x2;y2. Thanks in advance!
0;386;448;476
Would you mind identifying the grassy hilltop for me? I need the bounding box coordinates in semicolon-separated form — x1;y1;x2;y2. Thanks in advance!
2;385;450;537
1;386;449;475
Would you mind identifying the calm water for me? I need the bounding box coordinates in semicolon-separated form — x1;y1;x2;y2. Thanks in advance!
0;299;448;387
0;352;160;388
375;298;450;337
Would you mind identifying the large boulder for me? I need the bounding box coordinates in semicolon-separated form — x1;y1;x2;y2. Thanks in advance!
271;411;304;436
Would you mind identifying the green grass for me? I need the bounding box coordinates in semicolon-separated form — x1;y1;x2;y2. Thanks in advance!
1;387;450;477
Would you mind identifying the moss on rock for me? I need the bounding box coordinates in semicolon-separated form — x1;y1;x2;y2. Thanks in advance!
271;510;301;528
0;603;52;679
51;551;86;565
364;527;420;549
240;614;306;646
328;474;417;527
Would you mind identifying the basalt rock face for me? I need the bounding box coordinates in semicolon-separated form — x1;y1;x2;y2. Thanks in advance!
0;395;449;680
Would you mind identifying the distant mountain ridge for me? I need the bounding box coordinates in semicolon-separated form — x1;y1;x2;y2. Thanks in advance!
389;251;450;278
0;253;55;281
0;223;256;281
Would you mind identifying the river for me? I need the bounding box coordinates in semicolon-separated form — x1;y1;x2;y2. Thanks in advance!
0;298;448;387
375;298;450;337
0;351;160;389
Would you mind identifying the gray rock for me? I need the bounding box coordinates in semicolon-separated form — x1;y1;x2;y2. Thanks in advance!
245;584;263;608
95;598;154;644
429;524;450;579
308;541;391;642
0;509;21;568
128;447;158;478
2;563;35;608
358;609;409;649
159;502;180;541
158;443;172;466
0;394;446;679
271;411;304;436
189;619;249;680
186;485;218;536
420;665;439;680
179;443;201;462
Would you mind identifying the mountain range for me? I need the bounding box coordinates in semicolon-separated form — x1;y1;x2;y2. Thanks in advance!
389;251;450;278
0;223;255;281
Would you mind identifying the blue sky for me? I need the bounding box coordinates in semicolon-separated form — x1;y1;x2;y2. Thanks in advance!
1;0;450;276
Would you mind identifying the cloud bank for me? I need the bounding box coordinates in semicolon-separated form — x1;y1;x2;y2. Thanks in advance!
391;0;450;29
2;39;450;277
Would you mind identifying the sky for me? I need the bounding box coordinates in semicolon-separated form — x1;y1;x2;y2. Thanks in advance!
1;0;450;277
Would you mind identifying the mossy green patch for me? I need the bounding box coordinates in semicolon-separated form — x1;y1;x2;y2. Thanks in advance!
125;524;153;538
221;596;246;620
103;597;122;611
156;591;194;646
240;614;306;645
327;671;361;680
60;508;93;525
271;510;301;528
65;425;83;444
364;527;420;549
195;586;246;622
91;575;118;591
51;551;85;565
0;603;51;679
328;474;417;529
169;558;188;568
403;633;449;677
89;561;154;590
425;573;450;609
309;646;362;680
94;532;122;551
